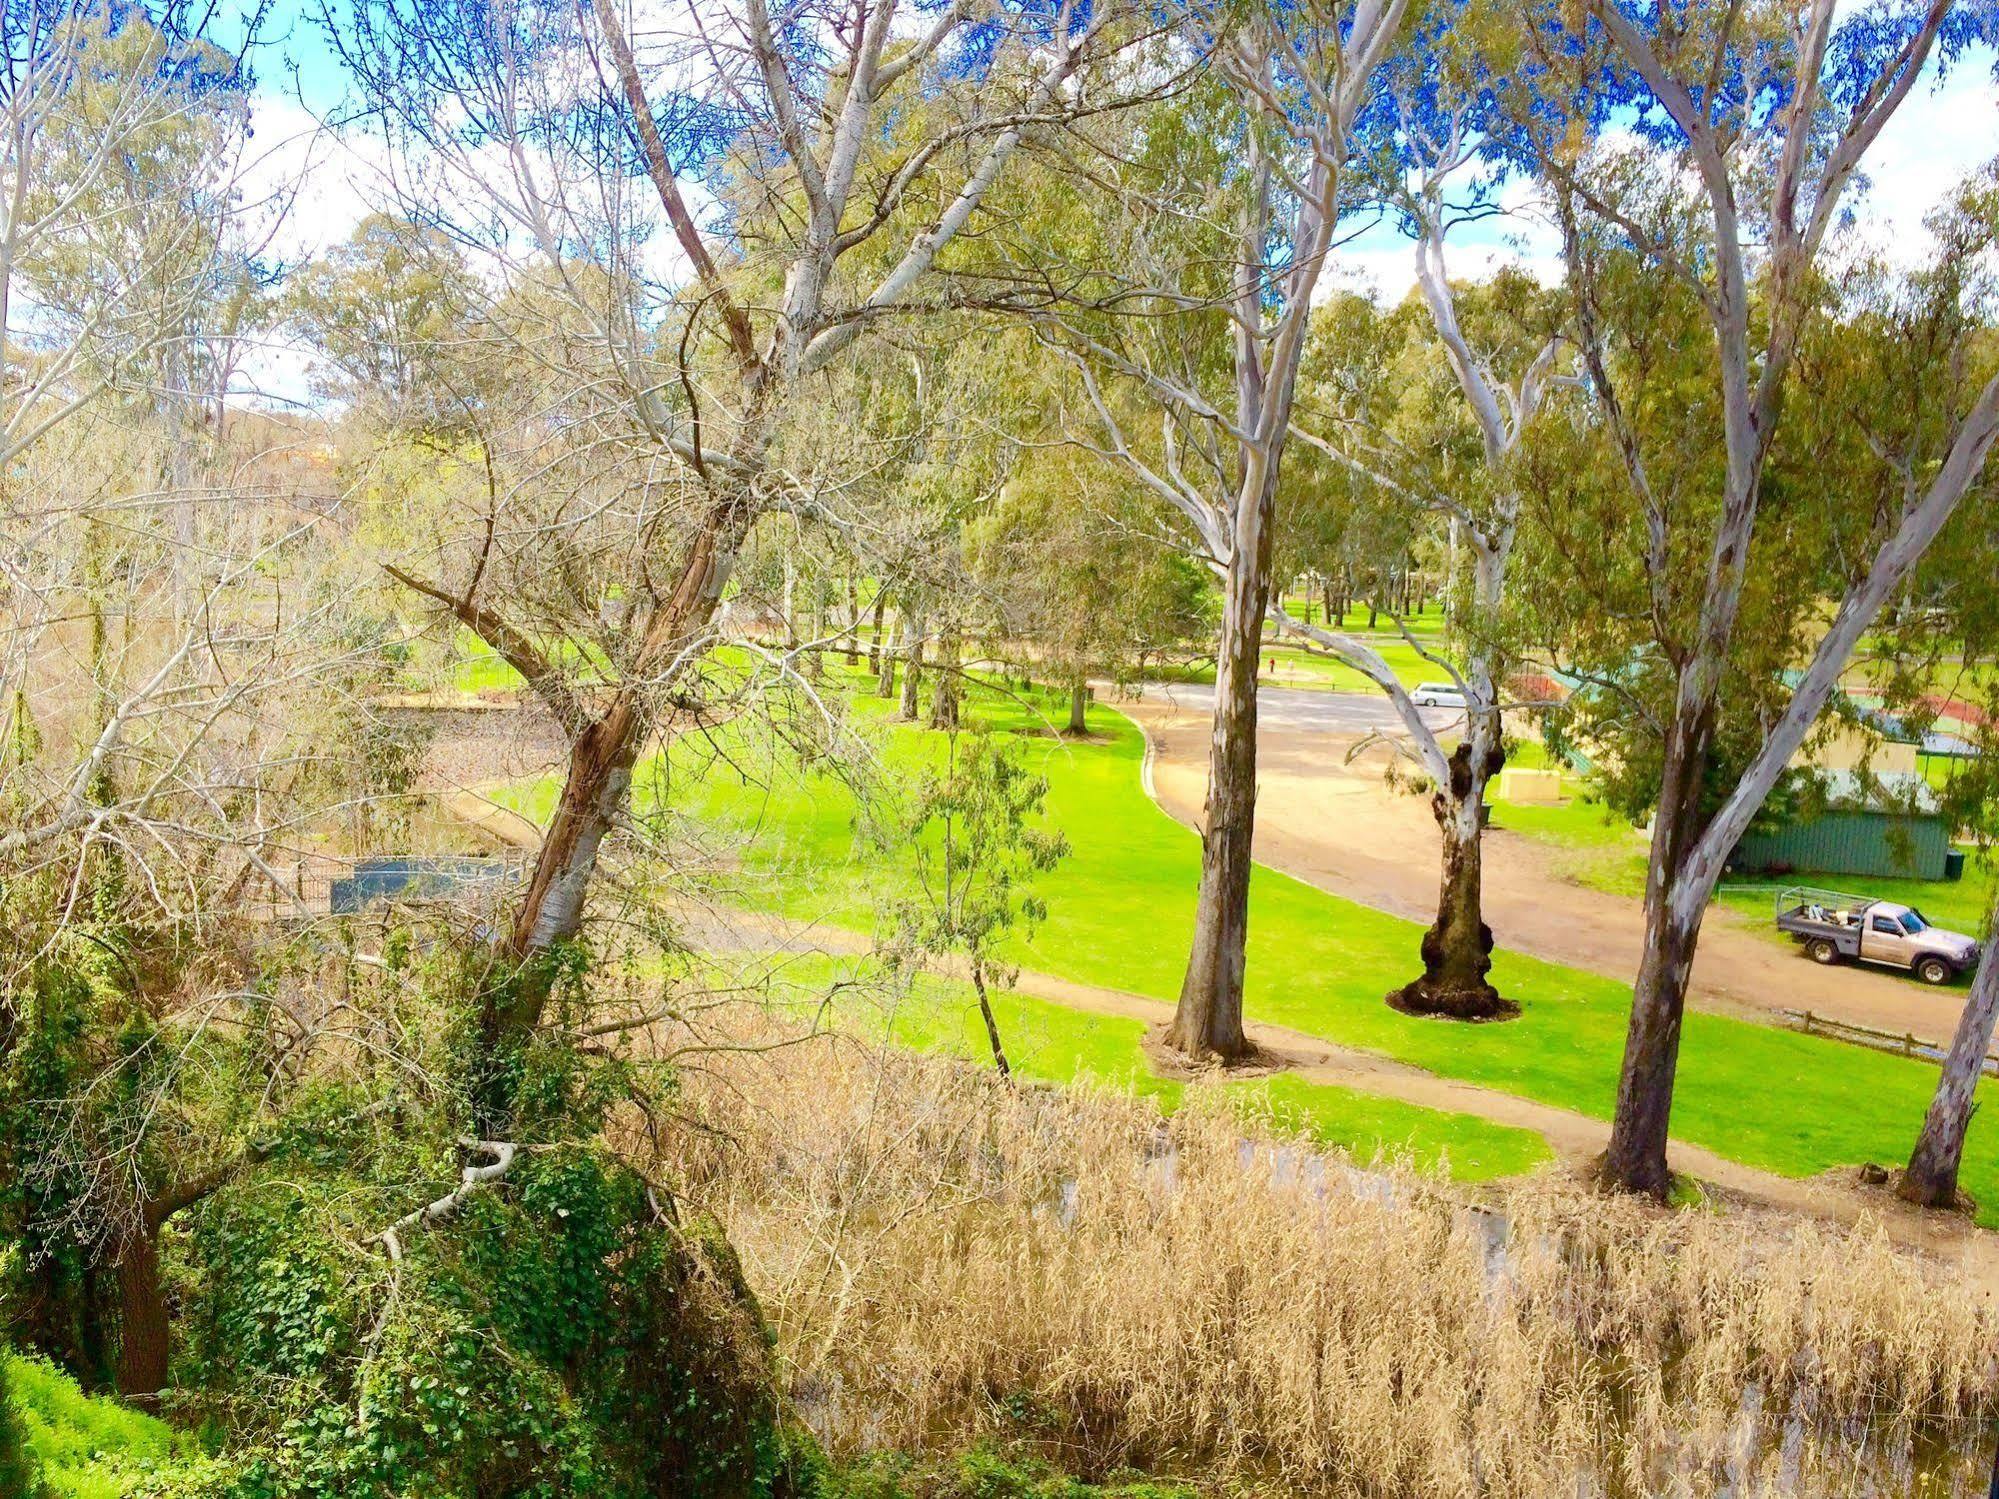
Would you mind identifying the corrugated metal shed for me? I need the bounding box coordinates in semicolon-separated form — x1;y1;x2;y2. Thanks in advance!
1730;810;1952;881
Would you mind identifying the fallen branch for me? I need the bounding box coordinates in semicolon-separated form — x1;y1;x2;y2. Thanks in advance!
373;1139;518;1263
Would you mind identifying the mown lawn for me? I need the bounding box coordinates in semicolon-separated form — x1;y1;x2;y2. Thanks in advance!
496;670;1999;1222
769;956;1554;1183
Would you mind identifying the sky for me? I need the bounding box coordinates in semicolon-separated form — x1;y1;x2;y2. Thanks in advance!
229;5;1999;409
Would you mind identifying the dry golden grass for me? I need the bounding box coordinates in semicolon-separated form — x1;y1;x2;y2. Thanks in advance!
656;1030;1999;1496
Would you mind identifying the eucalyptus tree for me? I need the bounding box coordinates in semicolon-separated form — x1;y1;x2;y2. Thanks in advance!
1021;0;1409;1060
1284;239;1564;1019
331;0;1135;1102
972;442;1212;733
1265;23;1570;1023
1511;0;1999;1198
1;3;259;466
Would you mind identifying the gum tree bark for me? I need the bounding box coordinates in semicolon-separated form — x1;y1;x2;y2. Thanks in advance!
1170;481;1273;1058
360;0;1109;1099
1567;0;1999;1196
929;619;961;728
1058;0;1410;1061
899;610;925;720
1900;906;1999;1208
1283;160;1560;1019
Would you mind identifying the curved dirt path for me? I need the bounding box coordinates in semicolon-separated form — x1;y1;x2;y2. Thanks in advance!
1118;683;1974;1044
435;778;1999;1286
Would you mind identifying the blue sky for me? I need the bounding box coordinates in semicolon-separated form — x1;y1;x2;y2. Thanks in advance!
228;5;1999;406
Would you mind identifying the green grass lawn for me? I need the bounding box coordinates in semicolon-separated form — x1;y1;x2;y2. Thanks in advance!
1153;636;1440;693
769;955;1552;1183
498;669;1999;1223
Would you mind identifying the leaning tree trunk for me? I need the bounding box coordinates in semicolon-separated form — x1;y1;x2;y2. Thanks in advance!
1901;923;1999;1209
1599;727;1711;1198
1066;677;1090;736
113;1224;169;1402
1168;537;1272;1063
1391;737;1516;1020
486;494;755;1118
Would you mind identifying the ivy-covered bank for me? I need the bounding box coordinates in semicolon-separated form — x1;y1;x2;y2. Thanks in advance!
0;898;788;1498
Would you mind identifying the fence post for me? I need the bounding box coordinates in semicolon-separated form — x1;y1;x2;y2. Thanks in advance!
1904;1032;1917;1057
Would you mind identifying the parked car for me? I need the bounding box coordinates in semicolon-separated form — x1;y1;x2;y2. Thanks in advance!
1772;887;1981;985
1410;681;1469;709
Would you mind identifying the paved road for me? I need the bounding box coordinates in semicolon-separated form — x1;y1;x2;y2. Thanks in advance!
1132;681;1462;739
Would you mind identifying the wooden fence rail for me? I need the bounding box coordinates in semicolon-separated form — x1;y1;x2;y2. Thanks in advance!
1786;1008;1999;1077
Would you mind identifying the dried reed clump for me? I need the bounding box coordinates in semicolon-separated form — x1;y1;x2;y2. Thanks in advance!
654;1030;1999;1497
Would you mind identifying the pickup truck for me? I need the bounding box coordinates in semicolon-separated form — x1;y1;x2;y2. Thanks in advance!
1772;887;1982;985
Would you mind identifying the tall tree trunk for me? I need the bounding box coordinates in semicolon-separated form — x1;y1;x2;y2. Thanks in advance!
804;575;825;679
929;621;960;729
1599;724;1711;1198
1901;924;1999;1209
1168;541;1270;1062
899;613;925;720
844;578;861;665
1390;736;1516;1020
113;1225;168;1403
1066;677;1090;736
868;592;888;674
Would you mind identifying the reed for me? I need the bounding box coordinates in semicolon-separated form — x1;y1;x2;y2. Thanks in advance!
653;1032;1999;1496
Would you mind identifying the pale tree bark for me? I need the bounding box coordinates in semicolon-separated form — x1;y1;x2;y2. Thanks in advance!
362;0;1110;1102
1900;902;1999;1209
929;618;962;729
1064;0;1409;1060
868;591;889;676
899;610;925;720
1570;0;1996;1196
1282;161;1561;1018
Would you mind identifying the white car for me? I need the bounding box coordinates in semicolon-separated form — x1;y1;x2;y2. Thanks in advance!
1410;682;1469;709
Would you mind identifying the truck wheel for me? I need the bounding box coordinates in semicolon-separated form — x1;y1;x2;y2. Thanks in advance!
1806;938;1840;965
1916;956;1954;986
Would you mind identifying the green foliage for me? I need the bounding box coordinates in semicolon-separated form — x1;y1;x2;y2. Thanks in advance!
5;1349;222;1497
779;1441;1198;1499
177;1139;776;1499
884;728;1070;989
0;1347;44;1498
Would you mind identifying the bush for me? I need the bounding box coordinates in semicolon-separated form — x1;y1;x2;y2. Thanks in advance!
177;1144;778;1499
0;1349;43;1497
4;1349;223;1497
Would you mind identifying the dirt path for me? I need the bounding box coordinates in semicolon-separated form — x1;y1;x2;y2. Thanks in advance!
1118;685;1975;1044
434;744;1999;1286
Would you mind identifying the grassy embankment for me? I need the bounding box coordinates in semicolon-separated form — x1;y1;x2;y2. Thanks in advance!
6;1352;217;1496
494;666;1999;1221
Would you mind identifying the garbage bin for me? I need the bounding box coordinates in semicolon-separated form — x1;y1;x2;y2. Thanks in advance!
1944;848;1967;882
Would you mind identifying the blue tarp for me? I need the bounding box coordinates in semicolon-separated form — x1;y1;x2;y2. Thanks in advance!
329;857;517;913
